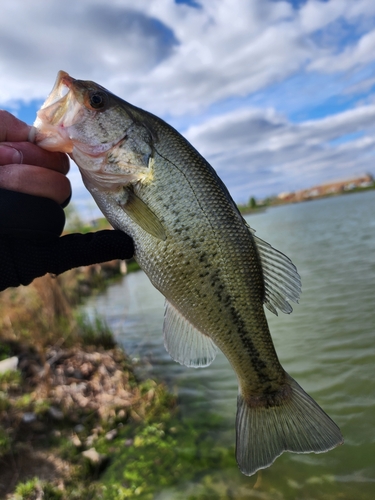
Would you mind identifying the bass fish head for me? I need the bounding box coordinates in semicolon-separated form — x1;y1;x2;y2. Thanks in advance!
32;70;155;189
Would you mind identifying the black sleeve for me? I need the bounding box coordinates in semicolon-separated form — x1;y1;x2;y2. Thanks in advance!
0;189;134;291
0;187;66;239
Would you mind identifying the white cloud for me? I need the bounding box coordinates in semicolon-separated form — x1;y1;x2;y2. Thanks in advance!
0;0;178;104
299;0;375;34
0;0;316;115
1;0;375;213
127;0;312;115
0;0;374;115
184;104;375;200
309;28;375;73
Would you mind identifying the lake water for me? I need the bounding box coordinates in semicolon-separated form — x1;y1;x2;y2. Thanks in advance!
83;191;375;499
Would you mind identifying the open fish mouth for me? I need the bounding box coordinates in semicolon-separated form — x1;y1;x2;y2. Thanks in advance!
30;71;125;158
40;71;73;111
29;71;83;152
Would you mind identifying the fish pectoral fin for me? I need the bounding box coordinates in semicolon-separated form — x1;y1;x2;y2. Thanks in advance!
251;232;302;315
163;300;217;368
120;188;166;240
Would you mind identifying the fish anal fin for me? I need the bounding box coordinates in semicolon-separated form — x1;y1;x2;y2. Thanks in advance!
120;188;166;240
236;374;343;476
163;300;217;368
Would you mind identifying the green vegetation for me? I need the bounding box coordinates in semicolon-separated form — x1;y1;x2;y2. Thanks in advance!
237;195;269;215
0;346;234;498
249;196;257;210
76;312;116;349
99;411;234;499
0;342;12;361
342;181;375;195
0;262;237;499
125;258;141;273
13;477;63;500
64;204;113;234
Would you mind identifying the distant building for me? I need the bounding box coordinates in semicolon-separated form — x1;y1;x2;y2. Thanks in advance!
277;191;293;201
277;173;374;204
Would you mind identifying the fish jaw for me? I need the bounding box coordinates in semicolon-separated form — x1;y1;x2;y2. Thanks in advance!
31;70;118;156
31;71;83;153
32;71;154;189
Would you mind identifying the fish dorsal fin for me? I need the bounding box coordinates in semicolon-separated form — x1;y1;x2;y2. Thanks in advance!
163;300;217;368
252;232;302;315
120;188;166;240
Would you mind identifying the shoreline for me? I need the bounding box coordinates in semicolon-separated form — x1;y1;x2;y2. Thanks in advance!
0;265;236;499
0;265;177;498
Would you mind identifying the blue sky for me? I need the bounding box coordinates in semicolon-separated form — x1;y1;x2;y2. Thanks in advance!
1;0;375;217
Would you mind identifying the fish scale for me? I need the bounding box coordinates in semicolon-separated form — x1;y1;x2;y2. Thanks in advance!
33;70;343;476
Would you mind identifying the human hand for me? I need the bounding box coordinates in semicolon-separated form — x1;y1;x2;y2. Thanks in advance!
0;111;134;291
0;110;71;205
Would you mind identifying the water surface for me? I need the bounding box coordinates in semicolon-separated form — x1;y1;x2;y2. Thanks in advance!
83;191;375;499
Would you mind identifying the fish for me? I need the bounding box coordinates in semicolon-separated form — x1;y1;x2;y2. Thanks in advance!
31;71;343;476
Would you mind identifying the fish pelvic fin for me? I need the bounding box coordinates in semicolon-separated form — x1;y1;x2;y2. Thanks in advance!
163;300;218;368
236;374;343;476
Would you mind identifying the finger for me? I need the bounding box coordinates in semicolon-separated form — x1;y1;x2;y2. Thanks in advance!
0;164;71;205
0;110;31;142
0;142;70;175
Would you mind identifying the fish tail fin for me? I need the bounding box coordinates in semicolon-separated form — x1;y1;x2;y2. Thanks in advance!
236;374;343;476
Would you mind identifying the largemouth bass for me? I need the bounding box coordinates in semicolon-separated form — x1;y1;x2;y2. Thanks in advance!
32;71;343;476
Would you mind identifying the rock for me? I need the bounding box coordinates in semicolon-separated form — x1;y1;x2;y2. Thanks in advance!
105;429;118;441
74;424;85;433
73;369;84;379
85;434;96;447
22;412;37;424
30;421;47;433
117;409;126;420
82;447;106;465
120;260;127;274
80;362;94;378
0;356;18;373
48;406;64;420
71;433;82;447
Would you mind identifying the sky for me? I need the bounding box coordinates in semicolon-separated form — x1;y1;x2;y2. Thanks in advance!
2;0;375;219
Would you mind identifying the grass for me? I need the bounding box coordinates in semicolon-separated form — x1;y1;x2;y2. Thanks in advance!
0;257;238;499
0;369;22;390
13;477;63;499
98;413;235;500
125;259;141;273
0;261;126;352
0;264;199;498
0;342;13;361
75;312;116;349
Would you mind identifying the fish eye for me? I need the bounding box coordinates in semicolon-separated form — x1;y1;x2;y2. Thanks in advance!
89;91;107;109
